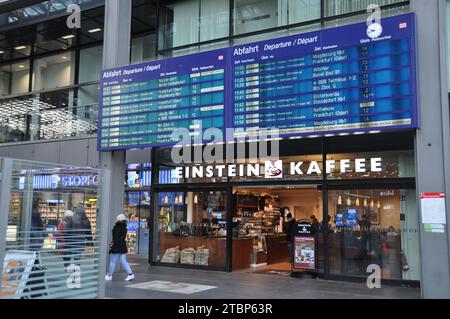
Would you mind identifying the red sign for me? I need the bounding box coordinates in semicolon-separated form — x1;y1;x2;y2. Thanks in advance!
421;192;445;199
293;237;316;270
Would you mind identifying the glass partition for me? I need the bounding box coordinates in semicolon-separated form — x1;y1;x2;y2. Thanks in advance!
1;158;106;299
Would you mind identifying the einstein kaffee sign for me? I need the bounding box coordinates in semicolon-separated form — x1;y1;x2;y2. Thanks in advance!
174;157;382;179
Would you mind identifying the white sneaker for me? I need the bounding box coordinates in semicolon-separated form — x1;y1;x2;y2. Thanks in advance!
105;275;113;281
125;274;135;281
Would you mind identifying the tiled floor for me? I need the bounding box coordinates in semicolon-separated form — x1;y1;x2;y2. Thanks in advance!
105;257;421;299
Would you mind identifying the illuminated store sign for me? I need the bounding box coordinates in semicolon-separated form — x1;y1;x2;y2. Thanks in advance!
19;174;99;190
174;158;382;179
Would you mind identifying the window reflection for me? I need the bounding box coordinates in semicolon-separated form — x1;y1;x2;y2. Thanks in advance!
328;189;420;281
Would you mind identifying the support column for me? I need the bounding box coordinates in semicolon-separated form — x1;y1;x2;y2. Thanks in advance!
0;159;13;286
413;0;450;298
97;0;132;298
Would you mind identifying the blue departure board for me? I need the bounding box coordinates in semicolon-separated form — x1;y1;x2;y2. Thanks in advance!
98;13;417;151
99;49;228;150
231;14;417;140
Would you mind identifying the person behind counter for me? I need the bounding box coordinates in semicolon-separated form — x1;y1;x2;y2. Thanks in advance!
311;215;320;234
283;213;296;248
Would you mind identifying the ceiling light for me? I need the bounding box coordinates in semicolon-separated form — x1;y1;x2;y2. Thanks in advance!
61;56;68;60
88;28;102;33
0;50;4;54
14;46;26;50
62;35;76;40
18;65;25;68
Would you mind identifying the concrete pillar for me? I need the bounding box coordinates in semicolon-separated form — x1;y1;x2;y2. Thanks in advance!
412;0;450;298
97;0;132;298
0;159;13;283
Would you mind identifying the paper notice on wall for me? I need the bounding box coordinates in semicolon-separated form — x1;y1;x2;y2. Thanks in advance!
420;193;447;225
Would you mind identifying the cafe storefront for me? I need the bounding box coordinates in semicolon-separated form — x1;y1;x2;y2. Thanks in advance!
149;130;420;285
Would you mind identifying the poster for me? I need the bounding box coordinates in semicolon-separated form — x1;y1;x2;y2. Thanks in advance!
336;213;344;227
1;251;37;298
346;209;359;227
293;237;316;270
421;193;446;225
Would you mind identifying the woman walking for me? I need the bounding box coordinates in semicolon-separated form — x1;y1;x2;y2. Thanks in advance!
105;214;135;281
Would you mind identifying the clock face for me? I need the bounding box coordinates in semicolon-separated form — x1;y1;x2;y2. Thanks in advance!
367;23;383;39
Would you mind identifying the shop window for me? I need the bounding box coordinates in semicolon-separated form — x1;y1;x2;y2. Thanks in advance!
328;188;420;281
153;191;228;269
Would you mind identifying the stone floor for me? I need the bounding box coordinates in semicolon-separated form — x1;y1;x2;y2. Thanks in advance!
105;257;421;299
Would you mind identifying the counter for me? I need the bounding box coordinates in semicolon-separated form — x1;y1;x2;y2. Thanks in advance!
159;233;226;268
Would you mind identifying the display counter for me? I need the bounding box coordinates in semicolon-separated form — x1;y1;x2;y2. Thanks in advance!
266;235;290;264
159;233;226;268
232;238;253;270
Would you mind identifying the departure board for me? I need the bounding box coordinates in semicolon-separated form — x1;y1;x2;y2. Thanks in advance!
98;13;417;151
99;49;227;150
231;13;417;139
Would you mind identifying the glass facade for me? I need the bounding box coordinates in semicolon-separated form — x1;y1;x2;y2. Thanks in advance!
158;0;409;54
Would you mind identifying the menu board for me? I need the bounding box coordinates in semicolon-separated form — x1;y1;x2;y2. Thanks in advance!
98;13;417;151
293;237;316;270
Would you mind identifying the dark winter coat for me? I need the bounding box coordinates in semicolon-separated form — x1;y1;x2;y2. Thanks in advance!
30;209;45;249
110;221;128;254
283;218;296;243
71;213;93;248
